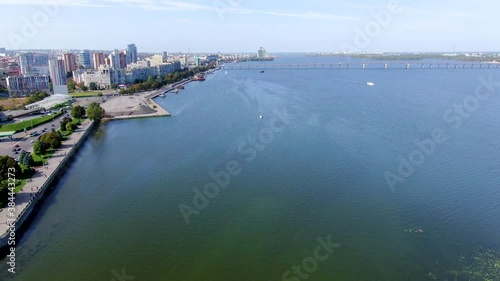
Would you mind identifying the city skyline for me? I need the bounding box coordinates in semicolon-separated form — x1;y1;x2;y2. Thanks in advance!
0;0;499;53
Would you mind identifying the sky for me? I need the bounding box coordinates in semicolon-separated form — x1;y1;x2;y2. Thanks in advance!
0;0;499;53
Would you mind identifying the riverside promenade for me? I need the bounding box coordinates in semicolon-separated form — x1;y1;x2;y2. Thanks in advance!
0;120;95;251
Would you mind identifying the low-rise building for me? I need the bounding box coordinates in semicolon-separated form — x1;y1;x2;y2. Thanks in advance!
157;63;175;77
73;66;125;89
125;62;176;84
148;54;164;67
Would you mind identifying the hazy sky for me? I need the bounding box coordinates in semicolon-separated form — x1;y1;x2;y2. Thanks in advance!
1;0;499;53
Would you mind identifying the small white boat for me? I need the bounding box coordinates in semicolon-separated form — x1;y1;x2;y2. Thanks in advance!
174;89;179;94
159;93;166;98
225;71;228;75
367;82;375;86
259;115;263;119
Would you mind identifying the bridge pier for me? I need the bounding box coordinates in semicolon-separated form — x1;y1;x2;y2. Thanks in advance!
405;64;410;69
338;63;342;69
421;64;424;69
430;64;433;69
346;64;350;69
384;64;388;69
362;64;366;69
455;64;458;69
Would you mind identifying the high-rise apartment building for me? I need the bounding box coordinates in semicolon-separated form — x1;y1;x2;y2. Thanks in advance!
63;53;77;73
120;51;127;69
18;52;50;75
80;49;92;69
109;50;121;69
93;52;105;69
49;58;68;95
126;44;138;64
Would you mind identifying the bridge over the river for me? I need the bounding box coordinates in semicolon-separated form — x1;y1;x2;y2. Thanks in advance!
222;62;500;70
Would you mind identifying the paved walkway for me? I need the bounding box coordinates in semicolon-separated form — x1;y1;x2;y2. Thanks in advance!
0;120;94;236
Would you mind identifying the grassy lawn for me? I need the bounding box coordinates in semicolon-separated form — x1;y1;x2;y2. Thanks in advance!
0;112;63;133
32;149;55;165
59;130;72;138
14;179;27;193
70;91;102;98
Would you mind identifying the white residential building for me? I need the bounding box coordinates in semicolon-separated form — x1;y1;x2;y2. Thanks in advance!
148;54;164;67
73;66;125;89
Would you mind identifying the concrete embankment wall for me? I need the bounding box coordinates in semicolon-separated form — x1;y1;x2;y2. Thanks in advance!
0;121;96;257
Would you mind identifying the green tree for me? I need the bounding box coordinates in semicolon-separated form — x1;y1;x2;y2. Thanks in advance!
25;91;48;105
65;122;76;132
111;84;118;90
89;82;98;91
67;80;76;92
0;156;21;204
23;154;34;167
33;140;45;155
39;132;62;149
60;117;72;131
18;150;27;164
19;151;28;166
86;102;105;121
81;86;89;92
0;156;21;179
71;105;86;119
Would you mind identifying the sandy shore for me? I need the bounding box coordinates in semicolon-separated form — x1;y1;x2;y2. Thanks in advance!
101;93;170;119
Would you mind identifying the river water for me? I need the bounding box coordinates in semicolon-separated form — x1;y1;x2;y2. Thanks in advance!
2;56;500;281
